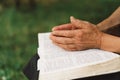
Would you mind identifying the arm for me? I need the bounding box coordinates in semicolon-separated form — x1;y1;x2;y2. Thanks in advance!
96;7;120;53
51;17;120;54
97;7;120;31
101;33;120;53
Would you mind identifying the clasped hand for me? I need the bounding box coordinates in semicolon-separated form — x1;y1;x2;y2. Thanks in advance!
50;16;103;51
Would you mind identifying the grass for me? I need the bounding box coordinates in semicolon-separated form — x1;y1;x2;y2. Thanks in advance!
0;0;120;80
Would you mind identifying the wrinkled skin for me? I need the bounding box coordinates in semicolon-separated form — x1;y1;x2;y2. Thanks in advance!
50;16;103;51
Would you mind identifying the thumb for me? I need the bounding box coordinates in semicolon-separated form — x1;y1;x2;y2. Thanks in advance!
70;16;85;29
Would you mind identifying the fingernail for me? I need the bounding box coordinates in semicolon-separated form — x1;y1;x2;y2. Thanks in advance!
52;27;56;31
51;31;56;35
70;16;74;20
70;16;76;23
52;26;59;31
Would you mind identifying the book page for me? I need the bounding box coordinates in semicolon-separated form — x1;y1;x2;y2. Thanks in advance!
37;33;120;73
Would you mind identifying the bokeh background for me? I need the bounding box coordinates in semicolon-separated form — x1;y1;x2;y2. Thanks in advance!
0;0;120;80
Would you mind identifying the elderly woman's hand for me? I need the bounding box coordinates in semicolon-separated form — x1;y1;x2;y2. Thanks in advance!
50;17;103;51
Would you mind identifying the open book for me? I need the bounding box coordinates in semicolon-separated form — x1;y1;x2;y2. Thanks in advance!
37;32;120;80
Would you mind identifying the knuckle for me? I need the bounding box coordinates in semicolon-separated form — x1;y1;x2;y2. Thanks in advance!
66;45;76;49
77;44;82;47
66;32;70;36
79;44;83;47
76;30;83;37
71;30;75;35
71;38;75;43
66;45;70;48
69;45;74;49
74;37;82;44
79;31;83;36
76;40;81;44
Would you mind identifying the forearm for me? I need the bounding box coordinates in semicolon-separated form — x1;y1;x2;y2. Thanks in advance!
101;33;120;53
97;7;120;31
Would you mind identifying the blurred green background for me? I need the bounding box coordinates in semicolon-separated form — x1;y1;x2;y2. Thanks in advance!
0;0;119;80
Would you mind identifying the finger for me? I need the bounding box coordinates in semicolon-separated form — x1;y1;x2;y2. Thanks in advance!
52;23;74;31
70;16;87;29
52;30;75;37
50;35;74;44
53;42;77;51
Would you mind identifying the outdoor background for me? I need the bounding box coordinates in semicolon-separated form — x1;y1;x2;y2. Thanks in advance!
0;0;120;80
